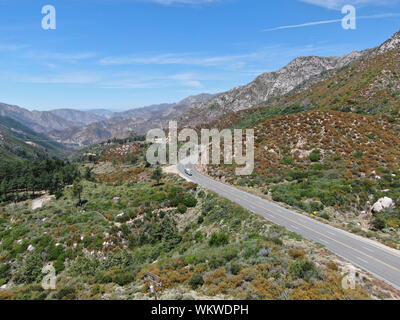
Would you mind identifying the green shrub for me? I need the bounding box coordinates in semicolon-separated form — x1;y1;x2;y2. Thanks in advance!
282;157;294;165
309;149;322;162
189;274;204;290
372;217;386;231
47;245;65;261
194;231;204;243
310;202;324;212
208;255;225;269
153;193;166;202
14;253;43;284
177;204;187;214
197;190;206;198
288;259;318;281
270;237;283;246
0;263;11;283
55;286;76;300
55;190;63;200
54;258;65;273
230;262;242;275
209;232;229;247
320;213;330;220
184;197;198;208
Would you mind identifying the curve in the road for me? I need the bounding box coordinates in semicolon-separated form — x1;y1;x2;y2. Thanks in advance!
177;163;400;290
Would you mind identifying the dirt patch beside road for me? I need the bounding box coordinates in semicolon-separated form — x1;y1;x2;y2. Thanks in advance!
31;194;54;210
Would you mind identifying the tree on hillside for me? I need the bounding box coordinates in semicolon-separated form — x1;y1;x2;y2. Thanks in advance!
84;167;94;181
0;179;7;197
72;179;83;205
151;166;163;185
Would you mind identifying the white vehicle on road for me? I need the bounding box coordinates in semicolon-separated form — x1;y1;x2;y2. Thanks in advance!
184;168;193;176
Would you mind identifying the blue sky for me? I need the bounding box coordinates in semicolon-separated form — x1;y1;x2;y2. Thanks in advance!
0;0;399;111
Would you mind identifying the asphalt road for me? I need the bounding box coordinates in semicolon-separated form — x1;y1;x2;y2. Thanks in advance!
177;162;400;290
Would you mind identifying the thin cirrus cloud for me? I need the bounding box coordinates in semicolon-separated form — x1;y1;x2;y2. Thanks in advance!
0;41;96;62
103;72;204;89
0;44;30;52
98;42;354;69
24;51;97;63
300;0;399;10
17;72;103;85
4;68;206;89
145;0;216;5
263;13;400;32
99;52;260;68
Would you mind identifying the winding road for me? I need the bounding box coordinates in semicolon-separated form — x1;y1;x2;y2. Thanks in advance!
177;162;400;290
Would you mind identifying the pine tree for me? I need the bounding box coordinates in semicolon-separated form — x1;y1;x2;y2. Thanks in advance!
151;166;163;185
0;179;7;196
72;179;83;204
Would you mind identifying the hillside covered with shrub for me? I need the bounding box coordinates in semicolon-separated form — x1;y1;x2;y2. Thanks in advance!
204;108;400;248
0;116;65;161
2;141;398;300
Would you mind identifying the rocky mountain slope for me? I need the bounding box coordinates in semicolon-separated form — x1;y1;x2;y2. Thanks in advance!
274;31;400;117
48;93;215;148
176;30;400;128
0;103;75;133
45;109;110;127
175;52;365;127
0;103;113;133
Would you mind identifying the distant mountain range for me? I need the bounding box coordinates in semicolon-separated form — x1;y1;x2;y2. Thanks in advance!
46;93;215;148
1;29;400;151
0;103;113;133
0;93;215;148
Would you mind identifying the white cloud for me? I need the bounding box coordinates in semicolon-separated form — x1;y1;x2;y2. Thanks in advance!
25;51;97;63
0;44;29;52
0;42;367;92
146;0;216;5
300;0;398;10
98;43;360;72
18;72;102;84
100;52;261;68
102;72;205;89
169;73;203;87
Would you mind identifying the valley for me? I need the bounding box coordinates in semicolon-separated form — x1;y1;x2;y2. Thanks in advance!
1;28;400;301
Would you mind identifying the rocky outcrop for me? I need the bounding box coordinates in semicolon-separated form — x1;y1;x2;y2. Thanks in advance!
376;30;400;54
175;52;365;128
372;197;395;213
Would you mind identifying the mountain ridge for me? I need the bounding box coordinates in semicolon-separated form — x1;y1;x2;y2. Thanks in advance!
47;93;215;148
175;29;400;128
2;29;400;149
